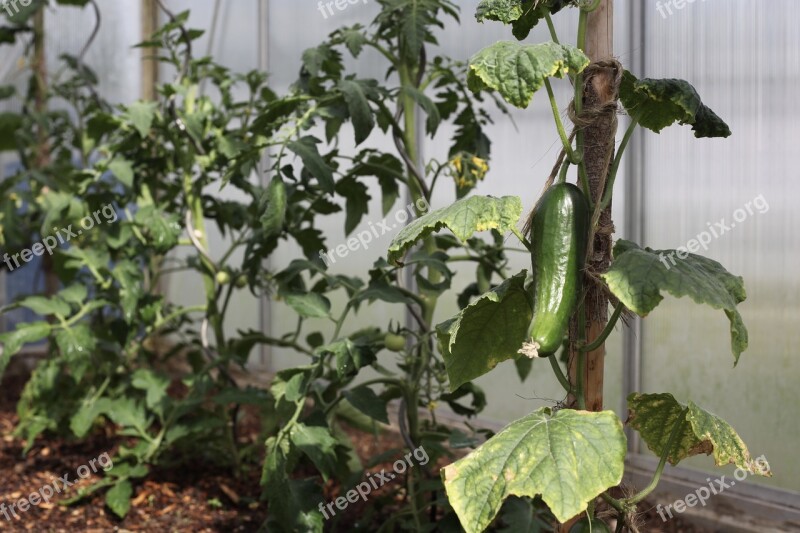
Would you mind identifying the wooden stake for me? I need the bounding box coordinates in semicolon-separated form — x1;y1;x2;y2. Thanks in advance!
141;0;159;100
561;1;617;529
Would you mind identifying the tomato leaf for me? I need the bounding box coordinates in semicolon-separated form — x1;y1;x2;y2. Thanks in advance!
105;479;133;518
288;136;335;194
0;322;51;374
284;292;332;319
437;271;532;391
628;392;772;475
443;408;626;530
468;41;589;109
602;240;748;364
620;70;731;138
338;79;376;145
343;386;390;424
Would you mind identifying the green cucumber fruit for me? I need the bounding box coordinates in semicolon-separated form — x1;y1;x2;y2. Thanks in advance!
524;183;589;358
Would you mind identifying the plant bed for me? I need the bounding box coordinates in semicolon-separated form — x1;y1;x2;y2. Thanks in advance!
1;370;712;533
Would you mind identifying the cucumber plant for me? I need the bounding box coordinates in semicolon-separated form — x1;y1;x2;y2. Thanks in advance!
381;0;769;531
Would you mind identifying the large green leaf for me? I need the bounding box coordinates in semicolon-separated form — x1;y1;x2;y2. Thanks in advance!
620;71;731;138
627;393;771;476
437;271;532;391
476;0;574;40
468;41;589;109
443;408;626;530
388;195;522;264
602;240;747;363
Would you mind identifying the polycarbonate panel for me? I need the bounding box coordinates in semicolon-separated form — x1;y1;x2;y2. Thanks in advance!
638;0;800;491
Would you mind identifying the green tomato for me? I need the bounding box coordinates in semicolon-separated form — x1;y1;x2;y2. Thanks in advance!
384;333;406;352
569;518;612;533
216;271;231;285
235;275;248;289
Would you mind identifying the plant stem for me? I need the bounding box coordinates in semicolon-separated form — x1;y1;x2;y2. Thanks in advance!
558;158;571;184
576;302;587;410
398;53;433;530
599;116;639;212
544;79;579;164
510;227;533;253
626;408;688;504
544;13;560;44
579;301;624;352
549;353;573;394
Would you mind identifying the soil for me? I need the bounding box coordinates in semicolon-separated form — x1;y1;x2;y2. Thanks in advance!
0;370;710;532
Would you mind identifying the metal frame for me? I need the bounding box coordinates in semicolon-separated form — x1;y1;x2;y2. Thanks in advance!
258;0;272;369
621;0;646;456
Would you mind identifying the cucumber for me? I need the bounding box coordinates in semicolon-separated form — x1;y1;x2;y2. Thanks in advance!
523;183;589;358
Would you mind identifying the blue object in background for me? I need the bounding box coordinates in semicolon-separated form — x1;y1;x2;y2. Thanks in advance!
1;159;46;337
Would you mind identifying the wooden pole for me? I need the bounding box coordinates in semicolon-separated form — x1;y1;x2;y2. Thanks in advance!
561;0;617;529
568;0;617;414
141;0;159;100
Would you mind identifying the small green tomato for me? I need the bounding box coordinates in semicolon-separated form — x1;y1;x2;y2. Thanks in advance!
216;270;231;285
384;333;406;352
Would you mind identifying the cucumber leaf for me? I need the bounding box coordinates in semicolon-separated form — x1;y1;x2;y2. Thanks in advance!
627;392;771;475
476;0;575;40
388;195;522;264
620;70;731;138
436;271;532;391
443;408;626;530
468;41;589;109
602;240;748;364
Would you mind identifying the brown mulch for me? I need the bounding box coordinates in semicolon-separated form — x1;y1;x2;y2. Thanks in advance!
1;370;710;532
